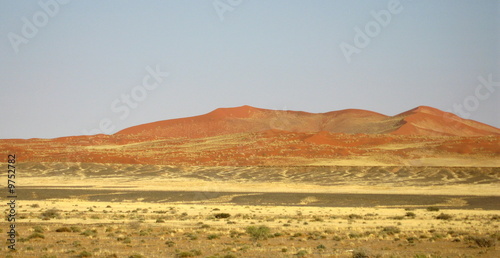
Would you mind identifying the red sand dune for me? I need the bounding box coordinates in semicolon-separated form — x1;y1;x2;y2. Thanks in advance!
1;105;499;166
117;105;500;138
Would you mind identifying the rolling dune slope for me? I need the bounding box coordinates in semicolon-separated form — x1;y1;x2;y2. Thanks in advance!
116;105;500;138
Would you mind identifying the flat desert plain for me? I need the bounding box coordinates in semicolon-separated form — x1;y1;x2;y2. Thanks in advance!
2;163;500;257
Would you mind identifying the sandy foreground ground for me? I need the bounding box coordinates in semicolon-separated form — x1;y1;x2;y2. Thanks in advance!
4;198;500;257
3;162;499;257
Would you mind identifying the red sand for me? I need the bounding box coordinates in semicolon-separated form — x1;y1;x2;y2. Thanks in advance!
2;105;499;166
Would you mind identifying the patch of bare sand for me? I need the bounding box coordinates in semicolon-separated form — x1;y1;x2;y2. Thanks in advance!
408;157;500;167
20;176;500;196
308;157;395;166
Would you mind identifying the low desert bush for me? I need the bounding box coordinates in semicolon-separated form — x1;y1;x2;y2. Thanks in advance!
472;237;496;248
77;251;92;257
80;229;97;237
246;225;271;240
207;234;219;240
214;213;231;219
381;226;401;235
176;249;202;257
70;226;82;232
348;214;363;219
56;227;72;232
41;208;60;219
26;232;45;240
352;248;370;258
295;250;308;257
405;212;417;218
436;213;453;220
33;225;45;233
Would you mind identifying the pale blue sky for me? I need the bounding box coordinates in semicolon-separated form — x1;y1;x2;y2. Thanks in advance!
1;0;499;138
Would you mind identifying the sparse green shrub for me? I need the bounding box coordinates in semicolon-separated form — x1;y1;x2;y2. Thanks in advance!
427;207;440;212
77;251;92;257
214;213;231;219
165;240;175;247
129;254;144;258
407;237;418;243
207;234;219;240
156;218;165;223
70;226;82;232
432;233;446;239
348;214;363;220
41;208;60;219
316;244;326;250
295;250;308;257
436;213;453;220
349;232;363;239
405;212;416;218
246;225;271;240
381;226;401;235
312;216;324;222
191;250;202;256
185;233;198;240
176;251;194;257
352;248;370;258
80;229;97;237
56;227;72;232
33;225;45;233
473;237;496;247
27;232;45;240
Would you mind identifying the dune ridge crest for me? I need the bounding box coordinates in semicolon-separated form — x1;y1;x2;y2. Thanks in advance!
116;105;500;138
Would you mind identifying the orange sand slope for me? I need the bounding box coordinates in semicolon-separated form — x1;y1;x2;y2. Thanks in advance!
117;105;500;138
1;106;499;166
